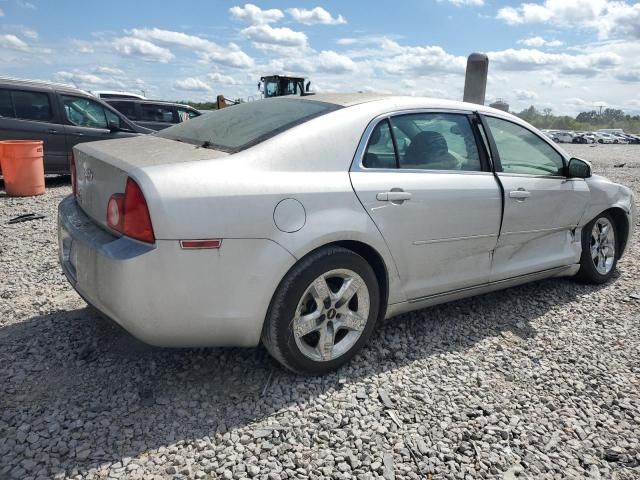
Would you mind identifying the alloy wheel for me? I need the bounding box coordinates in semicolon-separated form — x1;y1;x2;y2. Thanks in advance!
293;269;370;362
590;218;616;275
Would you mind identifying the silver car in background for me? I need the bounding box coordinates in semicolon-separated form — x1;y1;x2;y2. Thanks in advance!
58;94;635;374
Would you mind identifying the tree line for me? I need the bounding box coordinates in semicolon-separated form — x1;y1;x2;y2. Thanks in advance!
515;106;640;133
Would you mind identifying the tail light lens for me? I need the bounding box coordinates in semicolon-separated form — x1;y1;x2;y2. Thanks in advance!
70;152;77;196
106;177;155;243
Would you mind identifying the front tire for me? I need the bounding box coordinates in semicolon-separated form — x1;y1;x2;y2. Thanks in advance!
262;246;380;375
576;213;618;284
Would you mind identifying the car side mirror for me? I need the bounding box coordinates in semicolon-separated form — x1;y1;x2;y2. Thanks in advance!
108;120;120;132
567;157;592;179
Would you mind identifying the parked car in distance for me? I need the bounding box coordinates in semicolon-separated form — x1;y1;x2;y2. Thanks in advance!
0;77;152;174
92;90;146;100
105;99;202;131
593;132;615;144
553;131;574;143
572;133;595;144
58;94;635;374
610;133;629;144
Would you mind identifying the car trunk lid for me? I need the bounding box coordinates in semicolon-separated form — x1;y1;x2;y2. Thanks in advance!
73;135;228;232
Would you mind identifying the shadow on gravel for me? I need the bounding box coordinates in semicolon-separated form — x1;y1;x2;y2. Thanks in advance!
0;174;70;196
0;275;614;476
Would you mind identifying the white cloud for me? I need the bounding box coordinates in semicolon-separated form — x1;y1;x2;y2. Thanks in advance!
21;27;38;40
55;71;108;86
17;1;35;9
208;72;239;85
241;24;308;47
513;89;537;100
129;28;254;68
487;48;622;77
0;8;4;17
518;36;563;47
615;70;640;82
173;78;212;92
438;0;484;5
316;50;357;73
113;37;174;63
287;7;346;25
496;0;640;40
0;34;28;51
375;39;467;75
93;66;125;76
229;3;284;24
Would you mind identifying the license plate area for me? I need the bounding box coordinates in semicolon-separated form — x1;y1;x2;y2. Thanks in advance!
60;226;78;281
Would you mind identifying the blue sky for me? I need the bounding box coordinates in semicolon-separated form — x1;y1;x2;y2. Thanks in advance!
1;0;639;114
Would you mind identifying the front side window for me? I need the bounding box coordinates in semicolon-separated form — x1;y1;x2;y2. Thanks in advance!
363;120;397;169
394;113;481;171
485;116;565;176
12;90;53;121
141;103;175;123
177;107;200;122
62;96;108;129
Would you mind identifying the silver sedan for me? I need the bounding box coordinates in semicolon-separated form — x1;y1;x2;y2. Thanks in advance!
58;94;635;374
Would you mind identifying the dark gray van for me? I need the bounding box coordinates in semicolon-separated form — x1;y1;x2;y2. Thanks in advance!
105;99;201;131
0;77;151;173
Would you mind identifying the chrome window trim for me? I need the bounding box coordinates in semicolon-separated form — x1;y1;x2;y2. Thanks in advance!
350;108;477;173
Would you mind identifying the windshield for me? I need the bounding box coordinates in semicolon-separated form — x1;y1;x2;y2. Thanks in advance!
157;98;340;152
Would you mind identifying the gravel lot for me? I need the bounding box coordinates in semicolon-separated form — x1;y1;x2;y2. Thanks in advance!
1;144;639;480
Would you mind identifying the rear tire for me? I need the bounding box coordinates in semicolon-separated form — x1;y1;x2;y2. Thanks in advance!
576;213;618;284
262;246;380;375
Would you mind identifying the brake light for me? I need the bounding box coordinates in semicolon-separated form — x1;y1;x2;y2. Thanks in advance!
70;152;77;196
106;177;155;243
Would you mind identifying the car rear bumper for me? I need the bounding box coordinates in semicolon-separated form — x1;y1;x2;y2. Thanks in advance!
58;195;296;347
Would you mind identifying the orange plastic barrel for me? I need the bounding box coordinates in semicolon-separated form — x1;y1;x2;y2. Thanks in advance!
0;140;45;196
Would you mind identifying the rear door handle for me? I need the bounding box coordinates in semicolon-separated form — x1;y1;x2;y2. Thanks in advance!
509;189;531;200
376;191;412;202
48;128;58;134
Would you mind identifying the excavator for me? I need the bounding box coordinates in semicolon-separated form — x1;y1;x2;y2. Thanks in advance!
216;75;313;108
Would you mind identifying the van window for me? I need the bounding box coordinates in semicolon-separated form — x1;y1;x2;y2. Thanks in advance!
12;90;53;121
0;90;14;117
141;103;175;123
62;95;109;129
109;101;137;120
177;107;200;122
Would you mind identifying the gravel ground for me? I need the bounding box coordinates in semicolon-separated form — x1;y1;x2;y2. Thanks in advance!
1;144;639;480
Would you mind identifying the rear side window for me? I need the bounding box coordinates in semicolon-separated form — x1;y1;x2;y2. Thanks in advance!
157;98;341;152
363;113;482;171
363;120;397;168
141;103;175;123
109;101;137;120
0;90;14;117
12;90;53;121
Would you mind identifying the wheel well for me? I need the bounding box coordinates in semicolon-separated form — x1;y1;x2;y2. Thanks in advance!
603;207;629;258
331;240;389;317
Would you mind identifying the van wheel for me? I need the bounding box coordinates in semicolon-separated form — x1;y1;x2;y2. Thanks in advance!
576;213;618;284
262;246;380;375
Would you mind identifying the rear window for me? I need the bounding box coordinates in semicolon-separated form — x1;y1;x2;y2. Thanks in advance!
157;98;341;152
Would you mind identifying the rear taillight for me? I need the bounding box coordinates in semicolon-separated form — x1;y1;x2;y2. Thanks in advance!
106;177;155;243
70;152;77;196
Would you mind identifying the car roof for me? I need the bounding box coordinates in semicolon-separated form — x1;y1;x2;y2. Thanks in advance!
293;92;517;117
104;98;195;108
0;76;89;95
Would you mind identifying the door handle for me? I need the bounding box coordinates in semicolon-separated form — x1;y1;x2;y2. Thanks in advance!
509;189;531;200
48;129;58;134
376;191;412;202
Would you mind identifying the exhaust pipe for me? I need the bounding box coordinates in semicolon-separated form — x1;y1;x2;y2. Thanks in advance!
463;53;489;105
